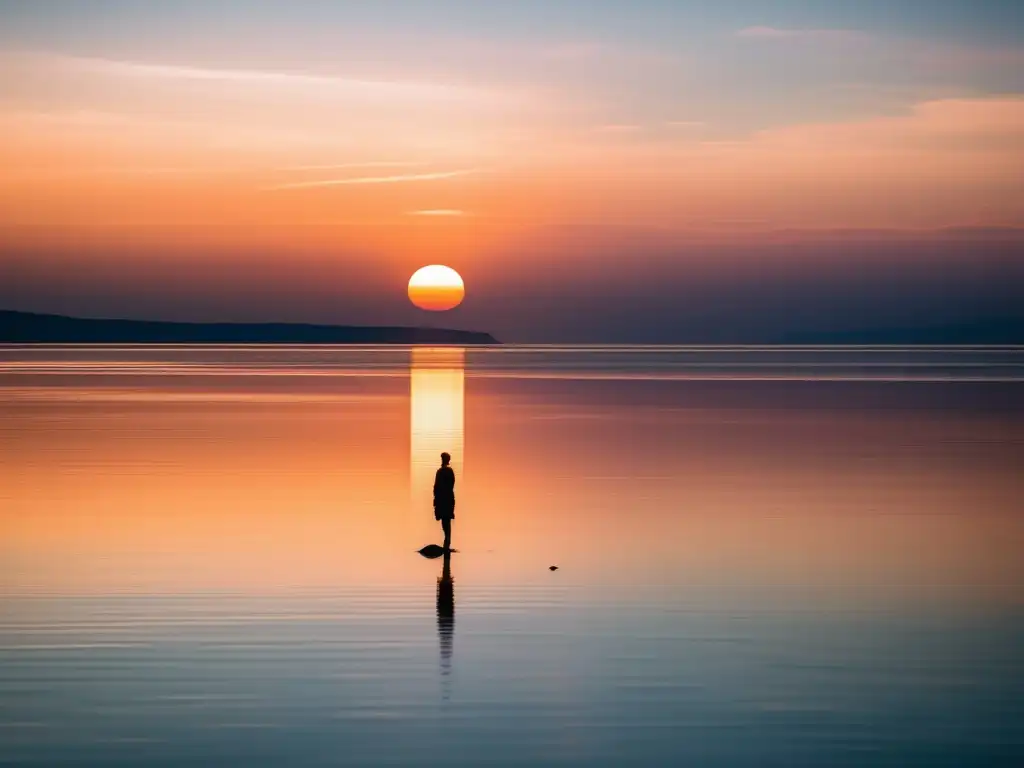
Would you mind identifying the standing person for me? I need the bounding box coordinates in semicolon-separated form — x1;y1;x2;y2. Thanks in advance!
433;452;456;550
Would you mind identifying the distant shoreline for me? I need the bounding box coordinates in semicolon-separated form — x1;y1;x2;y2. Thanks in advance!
2;309;1019;346
0;310;500;345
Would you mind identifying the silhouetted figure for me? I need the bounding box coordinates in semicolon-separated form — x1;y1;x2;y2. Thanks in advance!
433;452;456;550
436;548;455;682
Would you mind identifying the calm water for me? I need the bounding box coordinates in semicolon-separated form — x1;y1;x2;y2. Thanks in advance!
1;346;1022;767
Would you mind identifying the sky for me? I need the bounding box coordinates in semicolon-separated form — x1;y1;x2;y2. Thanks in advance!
0;0;1021;341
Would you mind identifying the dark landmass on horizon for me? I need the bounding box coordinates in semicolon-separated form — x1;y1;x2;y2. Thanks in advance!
2;310;1020;345
0;311;499;345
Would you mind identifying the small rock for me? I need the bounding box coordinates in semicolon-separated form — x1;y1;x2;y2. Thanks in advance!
549;565;559;571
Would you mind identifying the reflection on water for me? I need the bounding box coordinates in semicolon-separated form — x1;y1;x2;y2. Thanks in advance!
418;544;456;691
0;346;1022;766
437;550;455;686
409;348;464;514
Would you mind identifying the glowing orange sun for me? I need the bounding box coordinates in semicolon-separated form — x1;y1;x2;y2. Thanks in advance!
408;265;465;311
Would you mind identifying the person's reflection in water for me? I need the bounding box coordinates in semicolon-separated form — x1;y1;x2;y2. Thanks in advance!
436;548;455;686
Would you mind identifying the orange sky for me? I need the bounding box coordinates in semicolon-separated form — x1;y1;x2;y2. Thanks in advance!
0;5;1021;341
2;88;1022;238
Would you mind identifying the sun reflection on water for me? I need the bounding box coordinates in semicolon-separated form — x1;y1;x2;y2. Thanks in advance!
409;347;465;514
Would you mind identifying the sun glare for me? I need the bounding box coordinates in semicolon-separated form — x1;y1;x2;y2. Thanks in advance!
408;265;465;311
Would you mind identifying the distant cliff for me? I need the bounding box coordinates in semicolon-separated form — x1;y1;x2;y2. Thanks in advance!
0;311;499;345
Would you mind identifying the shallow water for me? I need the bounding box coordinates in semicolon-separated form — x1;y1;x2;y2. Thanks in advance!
1;346;1022;767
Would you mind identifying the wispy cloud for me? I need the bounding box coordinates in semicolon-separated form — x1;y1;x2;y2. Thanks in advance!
736;26;868;42
6;51;518;107
265;169;483;190
408;209;466;217
733;27;1024;81
281;161;429;172
10;161;438;180
539;42;607;61
595;124;643;133
3;165;229;179
450;37;678;69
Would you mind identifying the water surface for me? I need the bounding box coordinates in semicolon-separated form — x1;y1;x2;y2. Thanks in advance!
1;346;1022;766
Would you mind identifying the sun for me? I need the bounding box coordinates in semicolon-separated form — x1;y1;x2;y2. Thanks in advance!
408;265;465;311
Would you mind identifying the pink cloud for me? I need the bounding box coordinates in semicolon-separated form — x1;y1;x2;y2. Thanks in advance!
736;26;868;42
751;97;1024;151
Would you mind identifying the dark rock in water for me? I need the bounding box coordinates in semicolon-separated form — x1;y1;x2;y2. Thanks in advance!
418;545;456;559
549;565;559;571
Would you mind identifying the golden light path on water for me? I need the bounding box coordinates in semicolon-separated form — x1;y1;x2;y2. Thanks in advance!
409;348;465;517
